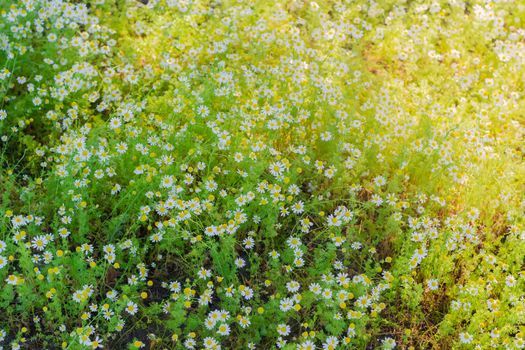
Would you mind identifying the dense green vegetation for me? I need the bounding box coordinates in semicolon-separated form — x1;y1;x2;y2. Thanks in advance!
0;0;524;349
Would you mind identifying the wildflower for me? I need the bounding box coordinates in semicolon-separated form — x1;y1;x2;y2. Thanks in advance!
277;324;290;336
427;279;439;291
6;275;20;285
286;281;301;293
323;336;339;350
125;301;138;315
217;323;230;336
459;332;473;344
198;268;211;280
382;337;396;349
238;316;250;328
298;340;315;350
505;275;516;287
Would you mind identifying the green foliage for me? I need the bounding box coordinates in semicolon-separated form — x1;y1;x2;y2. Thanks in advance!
0;0;524;349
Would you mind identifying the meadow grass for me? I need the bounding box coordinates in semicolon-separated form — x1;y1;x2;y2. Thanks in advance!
0;0;524;349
